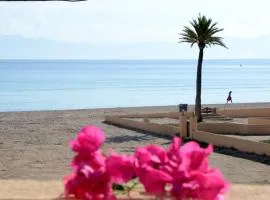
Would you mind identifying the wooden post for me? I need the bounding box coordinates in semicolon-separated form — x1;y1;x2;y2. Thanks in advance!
189;112;197;138
180;111;187;138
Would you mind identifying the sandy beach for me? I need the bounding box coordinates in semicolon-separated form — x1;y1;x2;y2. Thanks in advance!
0;103;270;199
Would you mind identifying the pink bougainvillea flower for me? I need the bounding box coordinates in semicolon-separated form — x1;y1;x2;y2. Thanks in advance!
64;164;116;200
180;141;213;172
199;170;229;200
64;125;116;199
106;151;135;184
164;137;183;173
167;136;182;154
64;173;85;199
169;141;229;200
135;144;167;168
171;169;229;200
63;125;230;200
135;145;173;196
137;165;173;195
71;149;106;171
69;125;105;154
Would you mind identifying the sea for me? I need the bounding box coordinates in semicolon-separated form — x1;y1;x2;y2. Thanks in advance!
0;59;270;112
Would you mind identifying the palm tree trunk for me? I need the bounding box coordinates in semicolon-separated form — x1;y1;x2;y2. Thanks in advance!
195;48;204;122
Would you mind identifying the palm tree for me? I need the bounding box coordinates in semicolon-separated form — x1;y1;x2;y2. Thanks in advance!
179;14;227;122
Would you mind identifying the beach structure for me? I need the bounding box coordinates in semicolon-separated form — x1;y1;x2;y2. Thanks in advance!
105;107;270;156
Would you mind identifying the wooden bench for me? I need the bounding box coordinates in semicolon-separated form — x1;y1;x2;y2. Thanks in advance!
202;107;216;114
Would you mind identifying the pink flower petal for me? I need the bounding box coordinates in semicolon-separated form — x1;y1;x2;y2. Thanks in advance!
69;125;105;154
106;152;135;184
171;169;229;200
180;141;213;172
135;145;167;168
64;163;114;200
138;166;172;195
71;150;106;171
168;137;182;153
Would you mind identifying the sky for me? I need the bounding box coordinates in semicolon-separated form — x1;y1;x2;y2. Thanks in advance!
0;0;270;59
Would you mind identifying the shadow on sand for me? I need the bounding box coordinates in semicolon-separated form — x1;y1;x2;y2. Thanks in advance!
104;121;270;166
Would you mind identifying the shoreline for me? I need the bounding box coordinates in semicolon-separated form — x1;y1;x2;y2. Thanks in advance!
2;102;270;114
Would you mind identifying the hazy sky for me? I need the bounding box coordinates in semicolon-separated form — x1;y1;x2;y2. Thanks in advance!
0;0;270;59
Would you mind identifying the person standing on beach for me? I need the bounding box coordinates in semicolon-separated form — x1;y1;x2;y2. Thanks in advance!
226;91;232;103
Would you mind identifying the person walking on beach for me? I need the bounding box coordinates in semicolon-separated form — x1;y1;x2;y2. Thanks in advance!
226;91;232;103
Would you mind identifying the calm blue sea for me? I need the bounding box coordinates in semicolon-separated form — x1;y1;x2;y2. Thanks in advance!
0;59;270;112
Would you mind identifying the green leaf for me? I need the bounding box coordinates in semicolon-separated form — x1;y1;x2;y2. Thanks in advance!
112;183;125;191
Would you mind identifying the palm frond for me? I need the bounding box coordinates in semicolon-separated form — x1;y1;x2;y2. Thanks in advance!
179;26;198;46
178;14;227;49
206;37;228;48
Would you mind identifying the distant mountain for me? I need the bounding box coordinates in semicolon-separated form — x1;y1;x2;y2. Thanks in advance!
0;35;269;59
